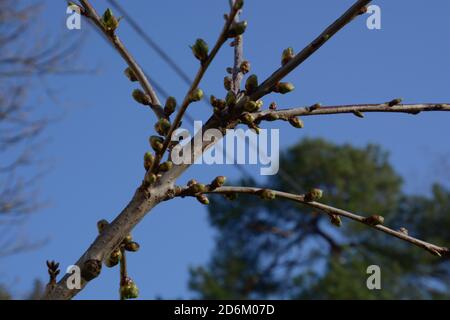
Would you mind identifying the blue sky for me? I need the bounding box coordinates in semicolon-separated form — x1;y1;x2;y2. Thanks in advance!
2;0;450;299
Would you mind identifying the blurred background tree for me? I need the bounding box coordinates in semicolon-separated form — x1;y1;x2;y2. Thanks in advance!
0;0;80;299
189;138;450;299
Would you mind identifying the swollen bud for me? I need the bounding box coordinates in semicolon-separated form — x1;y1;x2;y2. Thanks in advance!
240;60;251;74
120;277;139;300
196;194;210;205
144;152;154;171
274;82;295;94
164;97;177;116
145;172;157;184
190;183;207;194
245;74;258;95
225;90;237;107
189;88;204;102
288;116;304;128
97;219;109;233
191;38;209;62
101;8;120;32
329;214;342;227
240;112;255;125
259;189;276;200
388;98;402;107
363;215;385;226
228;21;248;38
210;176;226;189
125;241;140;252
149;136;164;152
132;89;152;105
305;188;323;202
281;47;295;66
124;67;138;82
244;100;260;112
154;118;171;136
159;161;173;172
105;249;122;268
224;76;232;91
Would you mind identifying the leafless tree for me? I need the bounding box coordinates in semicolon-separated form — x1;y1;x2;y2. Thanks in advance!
44;0;450;299
0;0;80;257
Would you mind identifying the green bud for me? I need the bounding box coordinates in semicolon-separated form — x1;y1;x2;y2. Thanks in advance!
288;116;304;128
144;152;154;171
97;219;109;233
149;136;164;152
228;21;248;37
274;82;295;94
305;188;323;202
124;67;138;82
352;110;365;118
154;118;171;136
265;113;279;121
281;47;295;66
241;112;255;124
101;8;120;32
329;214;342;227
159;161;173;172
244;100;259;112
240;60;251;74
388;98;402;107
224;76;232;91
123;234;133;244
196;194;210;205
125;241;140;252
190;183;207;194
145;172;157;184
105;248;122;268
187;179;198;187
164;97;177;115
245;74;258;94
225;90;236;107
132;89;152;105
210;176;226;189
363;215;385;226
120;277;139;299
259;189;276;200
191;38;209;62
189;88;204;102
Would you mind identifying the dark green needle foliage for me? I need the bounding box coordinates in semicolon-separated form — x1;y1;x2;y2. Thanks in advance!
189;138;450;299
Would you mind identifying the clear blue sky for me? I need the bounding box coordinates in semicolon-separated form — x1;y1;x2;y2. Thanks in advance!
2;0;450;299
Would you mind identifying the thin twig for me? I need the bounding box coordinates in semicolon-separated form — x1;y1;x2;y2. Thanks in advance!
79;0;164;118
250;0;372;100
184;185;450;257
254;103;450;122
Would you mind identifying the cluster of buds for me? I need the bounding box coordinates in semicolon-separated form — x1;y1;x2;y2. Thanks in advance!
273;82;295;94
363;214;385;226
304;188;323;202
101;8;120;33
191;38;209;63
240;112;260;134
210;95;227;113
244;99;263;113
187;179;210;205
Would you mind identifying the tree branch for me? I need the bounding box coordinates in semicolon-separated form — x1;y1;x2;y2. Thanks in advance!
254;103;450;122
250;0;372;101
178;185;450;258
79;0;164;118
